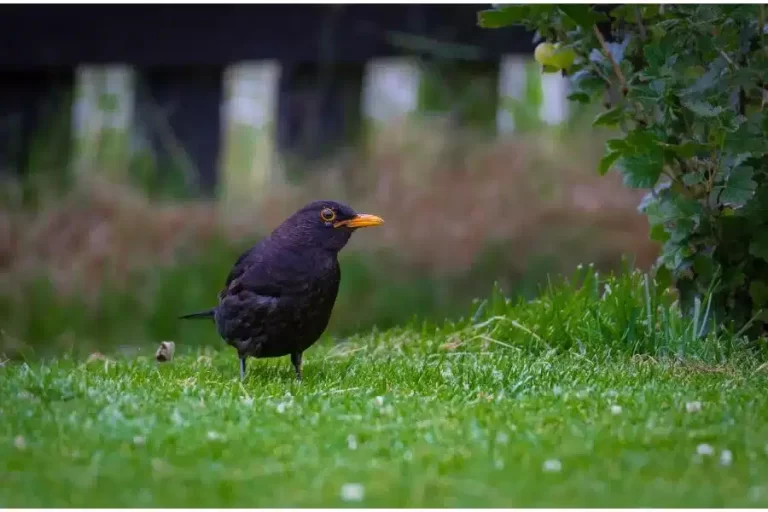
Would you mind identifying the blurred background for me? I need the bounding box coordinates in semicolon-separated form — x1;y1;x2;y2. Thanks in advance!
0;4;658;358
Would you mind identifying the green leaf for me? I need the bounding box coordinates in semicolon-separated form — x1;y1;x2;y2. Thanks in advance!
644;42;671;72
682;172;705;186
649;223;671;242
654;263;673;290
607;5;631;21
727;152;752;170
477;6;529;28
693;254;715;282
623;129;660;151
557;5;607;29
567;92;590;103
719;166;757;208
640;4;662;19
725;115;768;155
729;67;758;89
719;112;747;133
683;65;707;82
606;138;629;152
643;191;702;235
570;71;605;94
743;188;768;224
723;268;747;289
750;281;768;308
661;141;709;158
598;151;622;176
749;233;768;262
592;107;625;128
683;100;723;117
617;153;663;188
613;129;667;189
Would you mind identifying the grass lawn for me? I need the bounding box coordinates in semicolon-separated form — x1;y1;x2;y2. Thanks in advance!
2;270;768;507
4;338;768;507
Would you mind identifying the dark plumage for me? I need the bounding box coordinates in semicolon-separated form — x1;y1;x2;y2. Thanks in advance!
179;200;384;381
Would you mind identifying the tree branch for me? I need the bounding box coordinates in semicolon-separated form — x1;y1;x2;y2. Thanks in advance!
593;24;628;94
591;24;649;127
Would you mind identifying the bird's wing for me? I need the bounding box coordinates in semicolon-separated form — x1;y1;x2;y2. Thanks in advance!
220;244;310;300
215;244;311;342
222;246;258;291
216;258;282;342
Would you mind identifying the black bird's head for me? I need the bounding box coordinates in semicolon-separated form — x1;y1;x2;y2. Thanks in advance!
271;200;384;253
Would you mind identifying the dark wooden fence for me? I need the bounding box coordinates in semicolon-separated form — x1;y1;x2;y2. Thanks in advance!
0;4;535;193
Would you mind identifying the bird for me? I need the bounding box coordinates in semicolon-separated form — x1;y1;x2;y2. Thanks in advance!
178;200;384;381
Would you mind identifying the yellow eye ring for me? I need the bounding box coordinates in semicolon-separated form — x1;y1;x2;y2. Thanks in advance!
320;208;336;222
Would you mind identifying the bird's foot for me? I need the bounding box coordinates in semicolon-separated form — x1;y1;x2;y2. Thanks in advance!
239;356;247;381
291;352;303;382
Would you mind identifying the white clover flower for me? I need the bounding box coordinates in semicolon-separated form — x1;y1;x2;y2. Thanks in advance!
207;431;224;441
340;483;365;502
543;459;562;472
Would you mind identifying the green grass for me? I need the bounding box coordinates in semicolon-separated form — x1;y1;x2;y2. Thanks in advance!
3;344;768;507
2;268;767;507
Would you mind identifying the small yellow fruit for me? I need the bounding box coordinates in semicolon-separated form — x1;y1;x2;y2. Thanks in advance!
551;46;577;71
534;42;557;66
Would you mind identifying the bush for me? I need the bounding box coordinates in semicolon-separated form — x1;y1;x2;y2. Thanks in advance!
480;5;768;338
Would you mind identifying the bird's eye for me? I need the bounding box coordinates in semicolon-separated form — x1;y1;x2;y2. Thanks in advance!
320;208;336;222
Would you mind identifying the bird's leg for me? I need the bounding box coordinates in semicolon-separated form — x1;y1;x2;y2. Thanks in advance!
239;356;247;381
290;352;303;381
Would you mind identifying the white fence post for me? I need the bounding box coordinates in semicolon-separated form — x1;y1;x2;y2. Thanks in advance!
72;65;135;176
362;57;422;139
497;55;528;134
497;54;570;133
219;61;281;204
539;71;570;126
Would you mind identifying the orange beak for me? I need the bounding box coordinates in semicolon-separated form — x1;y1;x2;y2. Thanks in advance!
334;213;385;229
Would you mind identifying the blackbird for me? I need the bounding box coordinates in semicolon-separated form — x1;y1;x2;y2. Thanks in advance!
179;200;384;381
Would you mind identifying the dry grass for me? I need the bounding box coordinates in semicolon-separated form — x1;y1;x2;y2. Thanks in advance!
240;123;658;275
0;125;658;299
2;179;228;300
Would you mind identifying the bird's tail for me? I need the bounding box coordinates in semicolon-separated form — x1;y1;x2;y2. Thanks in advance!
178;308;216;320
